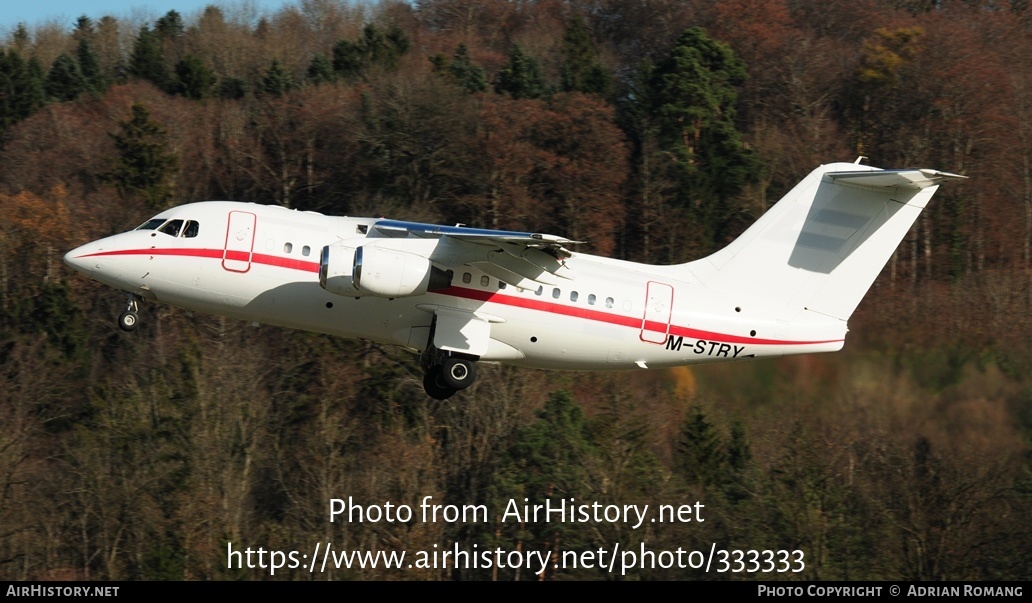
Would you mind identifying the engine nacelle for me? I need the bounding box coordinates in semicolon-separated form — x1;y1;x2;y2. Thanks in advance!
319;241;452;298
319;244;359;296
354;243;452;297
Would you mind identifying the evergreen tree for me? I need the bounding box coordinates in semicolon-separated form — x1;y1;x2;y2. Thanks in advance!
102;103;178;209
12;23;29;54
726;419;752;474
724;419;753;504
0;49;45;134
13;281;88;361
488;390;594;577
494;44;546;99
73;15;94;40
155;10;185;39
675;408;757;506
332;39;364;80
27;57;46;104
218;77;246;100
366;24;409;70
173;55;215;100
44;54;87;102
129;25;170;91
645;27;759;250
560;15;610;96
76;38;106;93
306;53;335;85
448;43;486;93
331;23;410;81
583;65;611;97
676;406;726;488
260;59;294;97
509;390;592;497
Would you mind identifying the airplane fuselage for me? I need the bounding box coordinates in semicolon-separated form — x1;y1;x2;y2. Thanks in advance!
66;201;843;372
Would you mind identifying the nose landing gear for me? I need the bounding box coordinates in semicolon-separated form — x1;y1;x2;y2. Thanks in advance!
118;294;142;332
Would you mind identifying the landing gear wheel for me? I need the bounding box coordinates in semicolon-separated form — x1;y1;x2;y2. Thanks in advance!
423;368;457;400
119;293;142;332
441;357;477;390
118;311;139;332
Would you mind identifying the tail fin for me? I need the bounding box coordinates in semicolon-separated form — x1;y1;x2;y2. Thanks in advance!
683;162;965;322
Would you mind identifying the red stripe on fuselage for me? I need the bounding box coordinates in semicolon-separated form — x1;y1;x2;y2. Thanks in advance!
81;247;225;260
435;286;841;346
79;247;321;273
74;247;842;347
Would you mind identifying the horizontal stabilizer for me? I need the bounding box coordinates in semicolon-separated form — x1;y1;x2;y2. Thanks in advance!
827;169;966;190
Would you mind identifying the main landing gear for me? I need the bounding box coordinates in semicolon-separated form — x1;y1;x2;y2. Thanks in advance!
118;294;142;332
420;349;478;400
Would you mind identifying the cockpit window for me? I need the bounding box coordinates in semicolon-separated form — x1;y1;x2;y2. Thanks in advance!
136;218;199;238
136;218;166;231
159;219;184;237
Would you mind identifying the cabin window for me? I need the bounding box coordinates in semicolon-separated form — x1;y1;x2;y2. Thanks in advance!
480;275;490;287
498;281;507;289
588;294;596;305
136;218;166;231
302;245;311;256
182;221;199;238
284;242;293;253
552;288;561;299
535;286;543;296
158;219;183;237
605;297;614;308
462;272;472;284
570;291;579;302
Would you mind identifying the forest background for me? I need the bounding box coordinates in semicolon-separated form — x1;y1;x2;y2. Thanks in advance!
0;0;1030;581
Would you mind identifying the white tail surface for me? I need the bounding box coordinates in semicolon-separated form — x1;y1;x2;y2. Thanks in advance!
682;162;965;323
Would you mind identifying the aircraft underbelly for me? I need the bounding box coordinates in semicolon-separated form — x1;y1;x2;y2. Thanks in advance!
138;256;842;372
141;262;430;344
481;305;626;369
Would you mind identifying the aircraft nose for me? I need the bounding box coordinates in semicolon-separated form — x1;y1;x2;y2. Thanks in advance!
63;244;93;275
64;236;129;286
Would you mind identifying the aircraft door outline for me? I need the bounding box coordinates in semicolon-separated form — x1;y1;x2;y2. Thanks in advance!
223;211;257;272
640;281;674;344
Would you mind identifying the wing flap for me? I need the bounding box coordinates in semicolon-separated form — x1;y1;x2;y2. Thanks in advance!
467;261;559;288
370;218;579;284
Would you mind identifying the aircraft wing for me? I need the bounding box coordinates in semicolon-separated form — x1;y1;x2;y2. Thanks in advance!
370;219;581;286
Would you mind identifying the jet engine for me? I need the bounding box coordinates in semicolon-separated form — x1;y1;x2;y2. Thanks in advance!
319;244;360;296
319;241;452;298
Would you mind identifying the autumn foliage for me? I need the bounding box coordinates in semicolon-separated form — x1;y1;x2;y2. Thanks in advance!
0;0;1030;581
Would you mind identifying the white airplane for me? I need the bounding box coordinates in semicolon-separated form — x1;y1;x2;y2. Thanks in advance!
64;161;963;399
